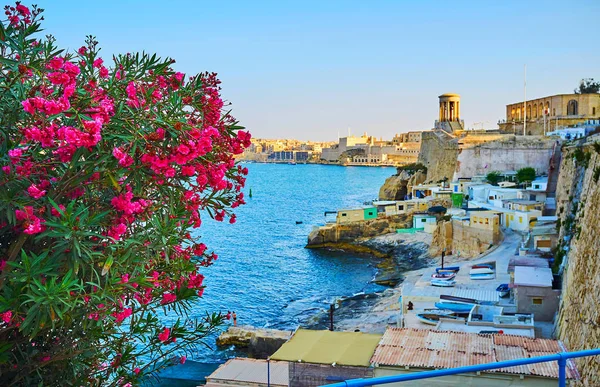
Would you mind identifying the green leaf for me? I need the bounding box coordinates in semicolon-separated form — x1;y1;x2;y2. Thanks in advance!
101;256;114;276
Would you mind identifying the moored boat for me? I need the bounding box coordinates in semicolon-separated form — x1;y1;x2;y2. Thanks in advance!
416;313;461;325
496;283;510;297
471;264;494;270
431;272;456;280
470;273;495;280
434;302;475;313
431;279;456;287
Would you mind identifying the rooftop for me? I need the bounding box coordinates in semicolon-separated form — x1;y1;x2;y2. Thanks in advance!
514;266;553;287
370;328;576;379
270;329;382;367
372;200;397;206
205;358;288;387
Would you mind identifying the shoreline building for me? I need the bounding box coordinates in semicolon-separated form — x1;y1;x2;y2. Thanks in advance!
498;93;600;136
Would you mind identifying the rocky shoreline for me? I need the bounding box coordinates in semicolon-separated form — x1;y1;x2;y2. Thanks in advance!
302;232;434;332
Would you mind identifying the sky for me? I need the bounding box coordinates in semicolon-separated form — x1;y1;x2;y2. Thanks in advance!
34;0;600;141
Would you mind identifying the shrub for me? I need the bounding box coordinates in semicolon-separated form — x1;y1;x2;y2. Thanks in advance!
0;4;251;385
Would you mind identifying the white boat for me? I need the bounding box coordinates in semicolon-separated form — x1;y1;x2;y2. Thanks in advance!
470;273;495;280
431;279;456;287
469;267;494;275
431;272;456;281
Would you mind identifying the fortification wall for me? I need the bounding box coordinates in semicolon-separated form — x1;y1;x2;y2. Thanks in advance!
454;135;555;180
555;136;600;385
417;131;458;183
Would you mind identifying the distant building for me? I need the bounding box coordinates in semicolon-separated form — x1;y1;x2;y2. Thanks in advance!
498;93;600;135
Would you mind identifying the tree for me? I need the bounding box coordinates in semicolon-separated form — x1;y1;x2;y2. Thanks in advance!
0;3;251;385
516;167;536;185
574;78;600;94
485;171;502;186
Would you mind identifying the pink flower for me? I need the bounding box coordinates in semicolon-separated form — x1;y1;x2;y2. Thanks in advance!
0;311;12;324
41;356;51;362
134;367;141;375
161;293;177;305
21;99;35;115
107;223;127;240
16;4;30;16
120;274;130;284
27;184;46;199
158;327;170;343
112;308;132;324
180;356;186;364
113;147;134;167
78;46;88;55
99;67;109;78
93;58;104;68
51;204;66;217
48;57;64;70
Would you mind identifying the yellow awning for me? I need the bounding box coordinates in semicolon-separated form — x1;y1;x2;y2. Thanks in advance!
270;329;382;367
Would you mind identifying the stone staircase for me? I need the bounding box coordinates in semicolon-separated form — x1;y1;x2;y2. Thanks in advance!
543;142;562;216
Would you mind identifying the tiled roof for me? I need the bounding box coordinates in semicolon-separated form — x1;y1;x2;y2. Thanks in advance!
370;328;577;379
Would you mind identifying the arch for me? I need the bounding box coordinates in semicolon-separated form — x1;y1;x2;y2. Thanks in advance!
533;103;538;118
511;107;516;120
527;105;532;120
517;107;522;120
567;99;578;116
545;102;550;116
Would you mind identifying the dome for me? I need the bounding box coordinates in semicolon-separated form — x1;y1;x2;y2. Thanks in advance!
439;93;460;98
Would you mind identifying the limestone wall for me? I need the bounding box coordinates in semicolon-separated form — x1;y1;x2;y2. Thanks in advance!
417;131;458;183
429;219;501;258
554;135;600;385
453;136;555;180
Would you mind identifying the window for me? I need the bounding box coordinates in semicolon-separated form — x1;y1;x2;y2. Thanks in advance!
532;298;543;305
398;205;404;211
593;107;596;115
510;215;514;220
341;213;347;217
421;219;426;223
519;217;523;223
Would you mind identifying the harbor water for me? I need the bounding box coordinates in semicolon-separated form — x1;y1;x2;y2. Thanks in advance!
159;163;395;383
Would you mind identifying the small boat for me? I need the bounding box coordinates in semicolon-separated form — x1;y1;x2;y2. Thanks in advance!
470;267;494;275
435;266;460;273
470;273;496;280
434;302;474;313
431;272;456;281
288;161;297;165
436;269;457;275
416;313;461;325
431;279;456;287
471;264;494;270
496;283;510;297
295;221;303;224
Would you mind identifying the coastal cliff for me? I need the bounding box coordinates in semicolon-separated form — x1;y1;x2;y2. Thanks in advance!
554;136;600;385
306;214;413;247
378;170;426;200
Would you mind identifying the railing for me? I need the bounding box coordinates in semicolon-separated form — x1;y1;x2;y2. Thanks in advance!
322;349;600;387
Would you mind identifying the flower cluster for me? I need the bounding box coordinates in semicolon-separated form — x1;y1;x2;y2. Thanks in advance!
0;3;250;385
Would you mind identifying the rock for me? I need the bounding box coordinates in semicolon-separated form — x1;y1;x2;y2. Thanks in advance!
216;326;292;359
378;175;408;201
429;220;452;257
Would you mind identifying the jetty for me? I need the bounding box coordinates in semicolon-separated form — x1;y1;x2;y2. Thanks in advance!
216;326;292;359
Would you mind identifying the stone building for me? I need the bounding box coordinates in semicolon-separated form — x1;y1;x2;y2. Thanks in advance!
498;93;600;135
435;93;464;132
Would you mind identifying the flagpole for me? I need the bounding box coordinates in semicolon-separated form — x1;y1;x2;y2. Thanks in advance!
523;64;527;136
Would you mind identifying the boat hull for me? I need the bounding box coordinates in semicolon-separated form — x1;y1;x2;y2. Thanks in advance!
434;302;474;313
431;279;456;287
416;313;458;325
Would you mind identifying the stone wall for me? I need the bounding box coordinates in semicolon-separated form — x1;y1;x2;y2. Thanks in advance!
453;135;555;180
417;131;458;183
429;219;502;258
555;135;600;386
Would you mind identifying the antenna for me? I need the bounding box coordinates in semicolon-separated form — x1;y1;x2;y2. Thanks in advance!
523;64;527;136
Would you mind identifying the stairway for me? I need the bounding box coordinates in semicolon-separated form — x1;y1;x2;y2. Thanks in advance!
543;142;562;216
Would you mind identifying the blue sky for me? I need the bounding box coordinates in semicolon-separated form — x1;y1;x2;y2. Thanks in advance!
36;0;599;141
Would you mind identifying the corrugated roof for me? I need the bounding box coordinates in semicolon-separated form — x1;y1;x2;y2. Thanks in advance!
451;288;499;303
205;358;288;386
371;328;576;379
270;329;382;367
